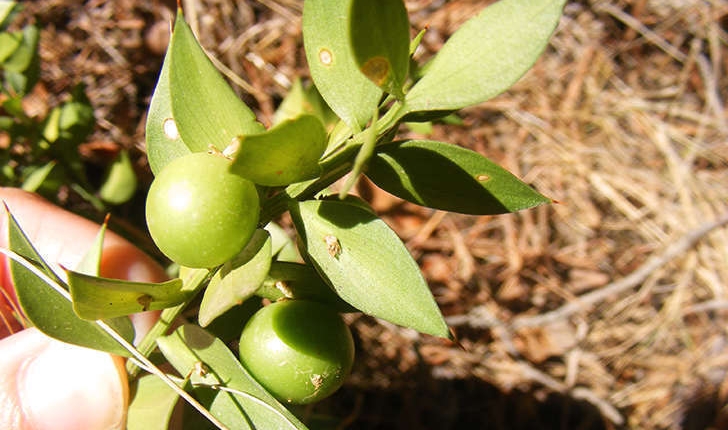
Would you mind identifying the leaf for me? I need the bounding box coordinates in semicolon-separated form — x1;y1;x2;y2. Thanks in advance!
20;161;55;192
402;0;566;114
272;78;336;128
366;140;551;214
145;30;191;175
157;324;307;430
256;261;356;313
68;271;190;320
169;11;264;156
0;1;20;30
290;199;450;338
127;374;180;430
5;208;135;356
264;222;300;262
302;0;382;130
99;149;137;205
3;24;39;95
230;115;326;187
0;31;21;63
1;24;37;72
349;0;410;98
198;229;272;327
74;215;107;276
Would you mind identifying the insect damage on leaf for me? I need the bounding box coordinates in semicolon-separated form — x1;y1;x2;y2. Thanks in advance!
137;294;153;311
318;48;333;66
324;235;341;258
360;56;391;86
163;118;179;140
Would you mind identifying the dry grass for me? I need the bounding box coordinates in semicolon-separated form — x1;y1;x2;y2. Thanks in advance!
17;0;728;428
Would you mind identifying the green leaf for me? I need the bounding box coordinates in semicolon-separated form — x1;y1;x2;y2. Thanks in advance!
99;149;137;205
145;33;191;175
3;24;39;95
290;199;450;338
403;0;566;114
367;140;550;214
349;0;410;98
264;222;300;262
68;271;190;320
303;0;382;130
1;25;37;72
0;31;21;63
0;1;20;30
168;11;264;157
75;216;107;277
198;229;272;327
157;324;307;430
5;208;135;356
127;374;180;430
255;261;356;313
230;115;326;187
272;78;336;128
20;161;55;192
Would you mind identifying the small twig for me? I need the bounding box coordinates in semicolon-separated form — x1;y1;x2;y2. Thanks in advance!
446;213;728;331
512;213;728;329
595;3;687;63
515;360;624;425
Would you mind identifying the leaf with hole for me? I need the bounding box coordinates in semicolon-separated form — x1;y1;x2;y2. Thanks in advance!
349;0;410;98
303;0;381;131
147;10;264;174
68;271;189;320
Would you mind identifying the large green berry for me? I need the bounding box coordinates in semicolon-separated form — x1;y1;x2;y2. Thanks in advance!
145;152;259;268
238;300;355;404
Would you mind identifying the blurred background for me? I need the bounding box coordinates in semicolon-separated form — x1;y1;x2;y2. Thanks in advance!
3;1;728;428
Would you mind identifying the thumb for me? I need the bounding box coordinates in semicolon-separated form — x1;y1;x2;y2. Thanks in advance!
0;188;168;430
0;328;129;430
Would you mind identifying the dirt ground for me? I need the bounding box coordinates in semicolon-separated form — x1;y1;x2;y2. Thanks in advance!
11;0;728;429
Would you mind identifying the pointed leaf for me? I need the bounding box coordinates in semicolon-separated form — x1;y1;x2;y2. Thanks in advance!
157;324;307;430
145;33;191;175
272;78;336;128
303;0;381;130
74;217;107;276
0;31;21;63
169;12;263;156
198;229;272;327
350;0;410;98
99;149;137;205
230;115;326;186
127;374;180;430
403;0;566;114
68;272;189;320
5;209;134;356
0;1;20;30
367;140;550;214
290;199;449;338
20;161;55;192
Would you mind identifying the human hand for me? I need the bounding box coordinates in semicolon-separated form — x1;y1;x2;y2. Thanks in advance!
0;187;167;430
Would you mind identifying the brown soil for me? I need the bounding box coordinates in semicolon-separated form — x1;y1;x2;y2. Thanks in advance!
10;0;728;429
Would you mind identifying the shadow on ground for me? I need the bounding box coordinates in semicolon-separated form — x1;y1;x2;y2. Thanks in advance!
304;373;608;430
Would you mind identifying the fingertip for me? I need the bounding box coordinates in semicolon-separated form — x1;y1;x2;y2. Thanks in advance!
16;329;128;430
